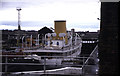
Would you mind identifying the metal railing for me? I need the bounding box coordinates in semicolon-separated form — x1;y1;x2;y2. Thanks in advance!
1;45;99;76
81;45;99;76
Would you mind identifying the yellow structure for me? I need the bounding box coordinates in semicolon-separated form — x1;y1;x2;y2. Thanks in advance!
54;20;68;44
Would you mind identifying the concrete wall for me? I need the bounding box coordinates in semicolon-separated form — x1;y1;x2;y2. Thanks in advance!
99;2;119;75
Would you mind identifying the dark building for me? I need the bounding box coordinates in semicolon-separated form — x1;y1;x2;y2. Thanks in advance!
98;2;119;75
38;26;53;44
76;31;99;57
2;29;38;50
1;26;53;50
38;26;53;35
80;31;99;43
76;31;99;44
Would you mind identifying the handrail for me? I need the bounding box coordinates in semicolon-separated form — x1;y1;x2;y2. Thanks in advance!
81;45;98;69
1;55;88;58
1;55;87;73
1;45;98;75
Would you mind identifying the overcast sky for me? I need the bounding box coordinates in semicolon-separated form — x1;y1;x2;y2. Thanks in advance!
0;0;100;31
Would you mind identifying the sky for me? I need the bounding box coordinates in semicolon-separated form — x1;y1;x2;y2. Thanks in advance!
0;0;100;32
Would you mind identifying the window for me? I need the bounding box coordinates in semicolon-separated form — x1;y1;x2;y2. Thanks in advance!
50;42;53;45
46;42;48;45
57;42;59;45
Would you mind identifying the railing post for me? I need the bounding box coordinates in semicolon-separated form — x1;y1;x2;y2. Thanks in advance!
44;57;46;74
5;55;7;72
82;56;85;76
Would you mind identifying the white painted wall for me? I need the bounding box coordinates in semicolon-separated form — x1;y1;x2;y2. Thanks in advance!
51;40;65;47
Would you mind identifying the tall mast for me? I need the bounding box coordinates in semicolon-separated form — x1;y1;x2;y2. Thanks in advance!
16;7;22;48
16;7;22;30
